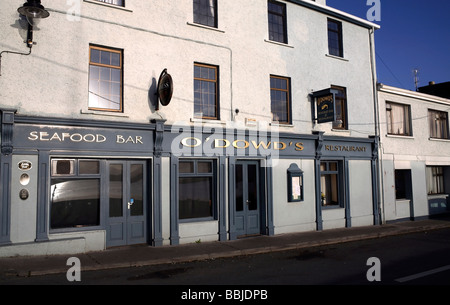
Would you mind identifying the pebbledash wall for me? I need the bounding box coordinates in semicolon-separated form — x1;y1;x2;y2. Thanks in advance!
0;0;380;256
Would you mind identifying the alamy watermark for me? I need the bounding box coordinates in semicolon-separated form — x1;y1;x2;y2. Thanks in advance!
366;0;381;22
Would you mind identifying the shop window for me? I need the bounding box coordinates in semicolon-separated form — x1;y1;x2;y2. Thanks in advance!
50;159;101;229
320;161;343;208
179;160;216;221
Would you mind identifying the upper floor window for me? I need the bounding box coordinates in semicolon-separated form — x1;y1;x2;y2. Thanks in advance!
193;0;218;28
386;102;412;136
268;1;287;44
270;75;291;124
88;45;123;112
94;0;124;7
194;63;219;120
332;85;347;130
328;19;343;57
429;109;449;139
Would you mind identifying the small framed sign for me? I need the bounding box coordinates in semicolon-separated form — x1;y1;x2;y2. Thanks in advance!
287;163;304;202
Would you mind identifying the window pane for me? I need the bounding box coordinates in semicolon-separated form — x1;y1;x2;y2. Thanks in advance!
130;164;144;217
79;161;100;175
179;177;213;219
198;161;212;173
180;161;195;174
109;164;123;218
235;164;243;212
50;179;100;229
194;64;218;119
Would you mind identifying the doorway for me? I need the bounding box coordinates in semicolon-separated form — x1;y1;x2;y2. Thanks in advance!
234;160;263;237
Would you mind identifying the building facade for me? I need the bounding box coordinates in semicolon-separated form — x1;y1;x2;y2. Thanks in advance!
0;0;380;256
378;84;450;222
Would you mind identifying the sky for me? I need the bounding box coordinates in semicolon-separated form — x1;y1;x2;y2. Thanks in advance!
327;0;450;91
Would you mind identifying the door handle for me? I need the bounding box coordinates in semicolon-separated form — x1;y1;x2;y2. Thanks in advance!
127;198;134;210
246;200;251;205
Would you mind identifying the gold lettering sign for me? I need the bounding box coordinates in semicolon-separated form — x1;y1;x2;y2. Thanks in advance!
27;131;144;145
181;138;304;152
325;145;367;152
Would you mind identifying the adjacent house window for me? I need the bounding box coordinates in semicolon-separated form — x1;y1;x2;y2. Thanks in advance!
88;45;123;112
328;19;343;57
429;109;449;139
193;0;218;28
179;160;216;221
50;159;101;230
386;102;412;136
426;167;445;195
320;161;343;208
194;63;219;120
332;85;347;129
94;0;124;7
270;75;291;124
268;0;287;44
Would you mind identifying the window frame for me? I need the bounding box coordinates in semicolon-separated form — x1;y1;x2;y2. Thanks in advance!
193;63;220;120
327;18;343;58
268;0;288;44
270;75;292;124
50;159;102;231
426;166;446;195
193;0;218;28
386;102;412;136
88;45;124;113
178;159;218;222
428;109;449;139
331;85;348;130
93;0;125;7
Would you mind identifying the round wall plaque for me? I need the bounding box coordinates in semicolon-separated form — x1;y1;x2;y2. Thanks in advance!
157;69;173;107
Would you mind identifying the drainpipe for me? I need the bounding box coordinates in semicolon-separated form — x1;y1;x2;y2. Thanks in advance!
369;26;384;225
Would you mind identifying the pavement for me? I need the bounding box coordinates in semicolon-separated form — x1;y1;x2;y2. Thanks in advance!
1;216;450;278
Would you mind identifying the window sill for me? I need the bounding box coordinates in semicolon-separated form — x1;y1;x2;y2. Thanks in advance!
81;109;129;118
325;54;349;62
386;134;414;139
429;137;450;143
190;117;226;125
264;39;294;48
83;0;133;12
428;194;449;199
270;122;294;128
187;22;225;33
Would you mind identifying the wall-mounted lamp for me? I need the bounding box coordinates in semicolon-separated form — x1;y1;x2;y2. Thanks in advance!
0;1;50;75
18;0;50;48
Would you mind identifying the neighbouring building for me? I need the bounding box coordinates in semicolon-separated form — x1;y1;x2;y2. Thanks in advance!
0;0;381;256
378;84;450;222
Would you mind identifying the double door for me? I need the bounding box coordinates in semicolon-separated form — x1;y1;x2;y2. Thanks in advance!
106;160;147;247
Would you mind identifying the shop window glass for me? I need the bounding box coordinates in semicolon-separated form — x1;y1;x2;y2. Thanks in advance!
179;160;216;220
50;159;101;230
320;161;343;207
50;179;100;229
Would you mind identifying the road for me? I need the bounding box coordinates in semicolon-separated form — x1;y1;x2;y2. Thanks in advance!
1;229;450;288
